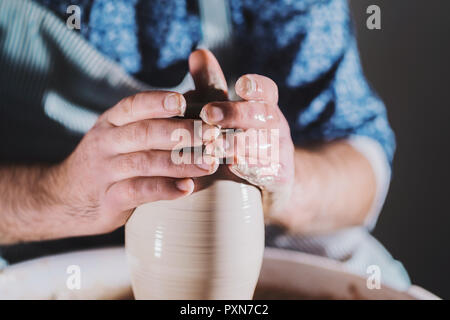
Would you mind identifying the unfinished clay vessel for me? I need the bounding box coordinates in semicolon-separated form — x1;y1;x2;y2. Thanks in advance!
125;179;264;299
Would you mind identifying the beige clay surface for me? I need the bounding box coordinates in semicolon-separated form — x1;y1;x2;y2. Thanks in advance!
125;180;265;299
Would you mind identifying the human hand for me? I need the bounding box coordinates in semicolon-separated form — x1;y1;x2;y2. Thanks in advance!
45;90;220;237
188;49;295;219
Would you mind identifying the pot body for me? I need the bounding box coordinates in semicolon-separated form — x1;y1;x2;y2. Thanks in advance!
125;180;265;299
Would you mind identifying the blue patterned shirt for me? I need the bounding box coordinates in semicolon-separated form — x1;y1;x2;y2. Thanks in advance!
34;0;396;164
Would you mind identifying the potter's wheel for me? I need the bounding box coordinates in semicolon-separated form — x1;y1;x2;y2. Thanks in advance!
0;247;439;300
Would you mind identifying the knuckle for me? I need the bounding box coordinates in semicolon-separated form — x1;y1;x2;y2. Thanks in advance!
163;119;183;139
180;119;194;131
173;162;187;176
111;126;127;146
132;120;152;146
127;179;139;202
169;154;190;177
159;122;171;139
121;94;137;118
117;154;137;173
116;97;130;118
154;178;164;195
135;152;150;174
154;152;171;173
146;178;165;196
117;152;151;174
233;103;245;124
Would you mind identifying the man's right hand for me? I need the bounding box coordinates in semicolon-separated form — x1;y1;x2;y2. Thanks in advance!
43;91;220;238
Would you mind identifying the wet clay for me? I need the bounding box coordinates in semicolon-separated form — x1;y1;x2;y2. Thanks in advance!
125;179;264;299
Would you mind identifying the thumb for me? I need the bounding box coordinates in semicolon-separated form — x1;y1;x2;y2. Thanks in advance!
188;49;228;102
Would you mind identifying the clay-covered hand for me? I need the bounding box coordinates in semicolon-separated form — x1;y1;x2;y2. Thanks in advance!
44;91;220;237
199;69;295;219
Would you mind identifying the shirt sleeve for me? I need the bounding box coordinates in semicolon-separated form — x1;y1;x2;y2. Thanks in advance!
347;135;392;230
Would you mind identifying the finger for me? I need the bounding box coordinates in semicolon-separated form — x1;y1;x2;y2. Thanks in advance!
109;150;219;182
235;74;279;105
105;118;220;154
188;49;228;101
200;100;280;129
205;132;276;166
228;160;281;188
102;91;186;127
106;177;194;211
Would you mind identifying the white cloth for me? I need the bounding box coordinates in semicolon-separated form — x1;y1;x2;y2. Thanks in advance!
347;135;392;230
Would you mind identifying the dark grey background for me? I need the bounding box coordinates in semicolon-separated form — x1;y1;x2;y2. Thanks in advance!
349;0;450;299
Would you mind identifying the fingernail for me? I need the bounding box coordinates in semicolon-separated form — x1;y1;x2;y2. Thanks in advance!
200;105;224;124
196;156;218;172
236;76;256;96
175;179;194;193
164;93;186;115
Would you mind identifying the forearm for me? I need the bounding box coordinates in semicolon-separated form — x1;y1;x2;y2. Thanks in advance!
280;140;377;235
0;164;62;244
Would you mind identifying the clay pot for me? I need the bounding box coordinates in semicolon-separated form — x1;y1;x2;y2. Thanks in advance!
125;179;265;299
